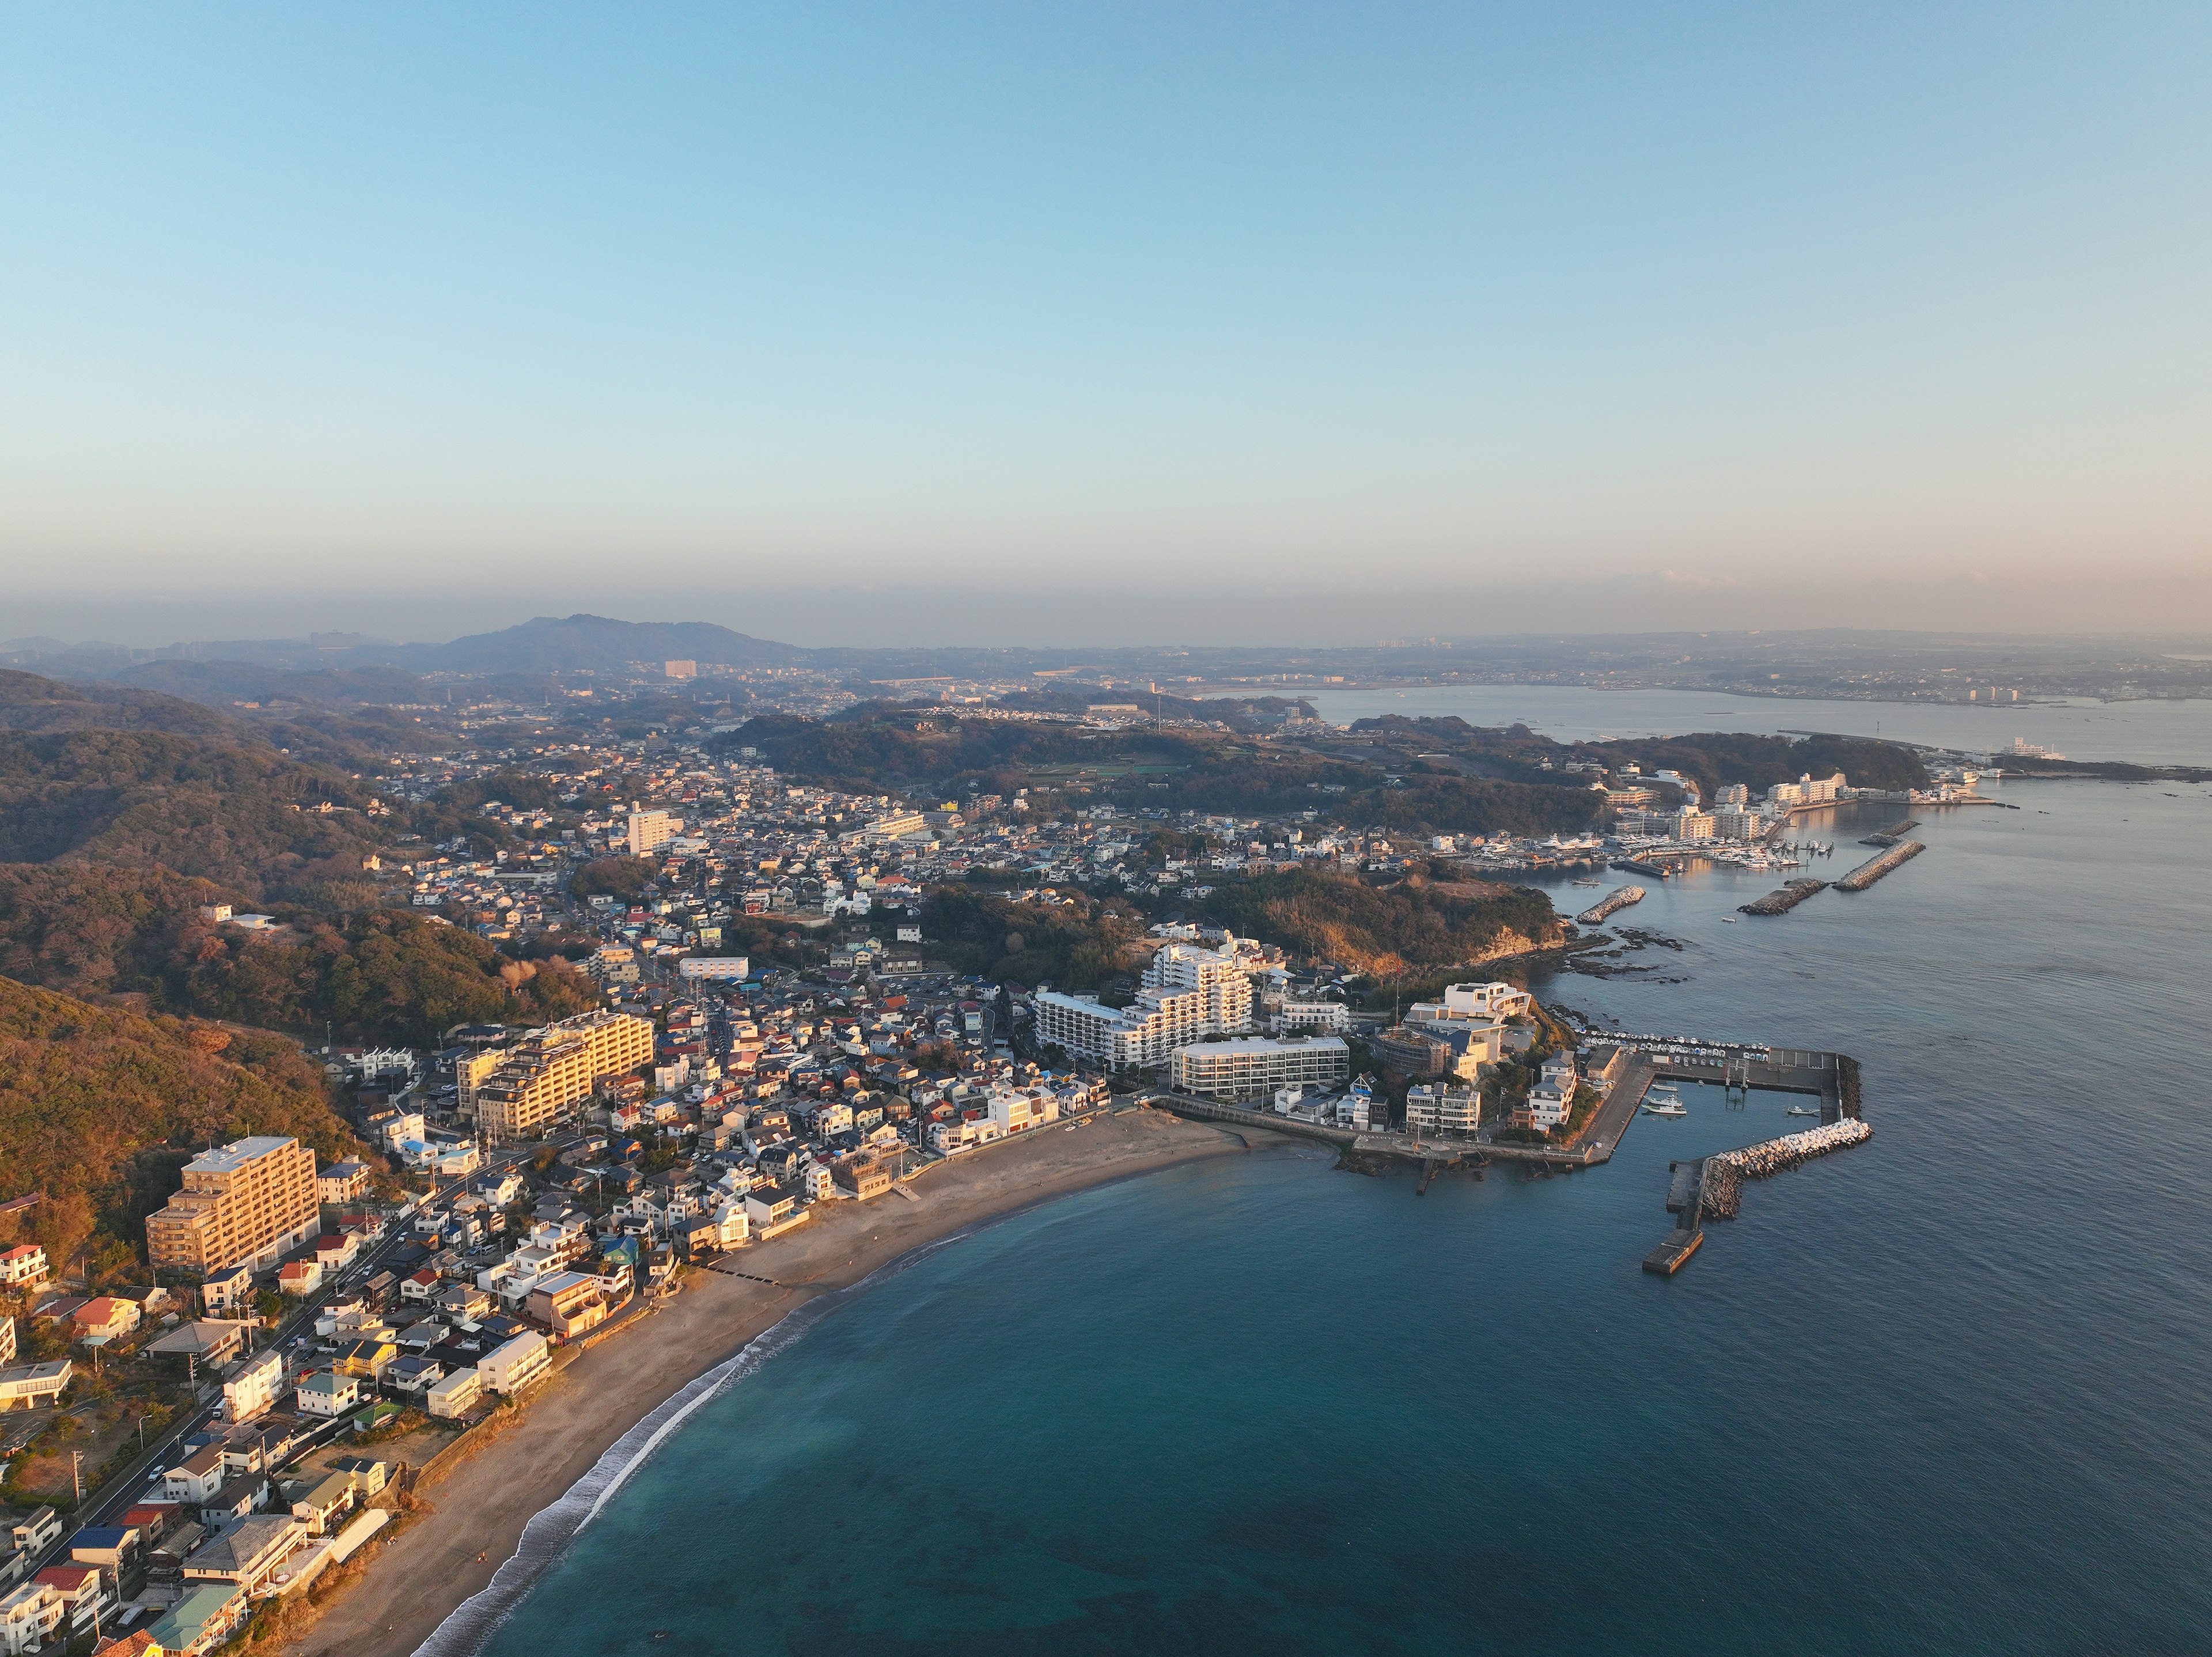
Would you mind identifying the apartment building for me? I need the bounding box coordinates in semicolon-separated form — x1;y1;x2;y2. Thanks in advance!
0;1246;48;1289
1032;938;1255;1072
145;1137;319;1275
1169;1036;1350;1102
1406;981;1532;1025
475;1011;654;1143
479;1330;551;1396
626;809;677;856
1404;1084;1482;1137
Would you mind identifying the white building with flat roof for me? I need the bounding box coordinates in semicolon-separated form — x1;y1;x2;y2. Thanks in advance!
1171;1036;1350;1103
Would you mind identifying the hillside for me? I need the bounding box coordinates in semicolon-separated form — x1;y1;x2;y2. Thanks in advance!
0;976;357;1272
0;867;597;1046
362;613;805;674
0;668;245;738
1195;869;1563;976
0;727;390;900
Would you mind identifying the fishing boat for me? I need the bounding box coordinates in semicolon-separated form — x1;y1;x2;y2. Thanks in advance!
1786;1105;1819;1117
1642;1097;1688;1117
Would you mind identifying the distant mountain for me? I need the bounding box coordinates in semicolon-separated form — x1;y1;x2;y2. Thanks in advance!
355;613;806;675
107;659;430;709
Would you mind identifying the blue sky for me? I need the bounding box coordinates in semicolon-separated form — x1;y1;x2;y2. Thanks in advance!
3;3;2209;643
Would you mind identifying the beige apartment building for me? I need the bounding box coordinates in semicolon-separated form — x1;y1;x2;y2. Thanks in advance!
145;1136;320;1275
627;809;677;856
475;1010;654;1143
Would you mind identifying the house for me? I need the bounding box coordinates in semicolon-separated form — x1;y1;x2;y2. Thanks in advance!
289;1473;355;1537
69;1525;144;1575
326;1457;392;1498
832;1158;892;1200
0;1580;66;1655
145;1321;250;1370
743;1186;806;1235
383;1355;445;1397
525;1273;609;1340
434;1282;491;1321
477;1330;550;1396
0;1246;48;1288
28;1564;113;1643
9;1512;60;1556
146;1580;249;1656
164;1446;229;1505
399;1268;442;1304
147;1521;210;1584
316;1162;370;1204
313;1233;359;1273
332;1340;397;1381
71;1297;142;1340
294;1371;364;1418
221;1350;285;1423
180;1514;307;1595
0;1362;71;1413
276;1258;323;1298
425;1366;483;1420
199;1263;254;1318
199;1474;269;1529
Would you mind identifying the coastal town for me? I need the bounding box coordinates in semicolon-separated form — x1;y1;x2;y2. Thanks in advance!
0;649;1940;1657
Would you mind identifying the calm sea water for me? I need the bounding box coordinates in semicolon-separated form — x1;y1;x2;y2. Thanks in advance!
1298;682;2212;766
456;773;2212;1657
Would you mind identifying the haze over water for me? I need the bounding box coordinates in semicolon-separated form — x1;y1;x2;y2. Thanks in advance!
462;742;2212;1655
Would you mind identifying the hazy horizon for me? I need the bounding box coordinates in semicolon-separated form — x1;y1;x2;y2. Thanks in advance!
6;4;2210;638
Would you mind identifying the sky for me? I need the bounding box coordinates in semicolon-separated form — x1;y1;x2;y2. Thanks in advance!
3;2;2210;647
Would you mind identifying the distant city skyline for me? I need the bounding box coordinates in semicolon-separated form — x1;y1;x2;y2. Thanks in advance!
6;3;2210;635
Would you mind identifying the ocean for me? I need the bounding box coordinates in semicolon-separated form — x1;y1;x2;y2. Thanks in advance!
446;729;2212;1655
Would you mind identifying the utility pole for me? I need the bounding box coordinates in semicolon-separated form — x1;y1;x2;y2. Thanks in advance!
72;1450;83;1503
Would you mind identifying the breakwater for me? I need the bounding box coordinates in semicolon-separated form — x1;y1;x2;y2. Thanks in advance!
1714;1117;1873;1177
1739;877;1828;916
1836;839;1925;892
1858;816;1921;847
1575;884;1645;925
1611;858;1672;879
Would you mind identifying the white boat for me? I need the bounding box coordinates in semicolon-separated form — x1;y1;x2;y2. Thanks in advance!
1786;1105;1819;1117
1642;1099;1688;1117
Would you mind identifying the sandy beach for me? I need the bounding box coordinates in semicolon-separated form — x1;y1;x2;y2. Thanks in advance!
286;1105;1256;1657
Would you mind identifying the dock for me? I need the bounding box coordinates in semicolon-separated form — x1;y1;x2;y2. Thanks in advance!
1835;839;1924;891
1575;884;1645;925
1642;1229;1703;1274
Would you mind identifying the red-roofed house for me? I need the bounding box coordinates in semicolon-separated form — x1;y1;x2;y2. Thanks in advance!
71;1298;141;1340
276;1258;323;1297
0;1244;48;1288
314;1233;359;1272
399;1268;441;1304
32;1563;114;1641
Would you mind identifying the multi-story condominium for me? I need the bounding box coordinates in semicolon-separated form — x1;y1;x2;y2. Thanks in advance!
626;809;677;856
1267;999;1351;1035
1407;981;1531;1025
1713;808;1760;840
1673;809;1716;840
145;1136;319;1275
1170;1036;1350;1102
1033;936;1258;1072
1404;1084;1482;1137
475;1010;654;1143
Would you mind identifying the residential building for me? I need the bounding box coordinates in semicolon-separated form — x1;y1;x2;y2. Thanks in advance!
28;1565;111;1643
425;1366;483;1420
985;1087;1060;1135
0;1246;48;1289
275;1259;322;1298
474;1011;655;1143
316;1161;370;1204
1369;1025;1451;1078
146;1580;249;1656
0;1318;11;1367
0;1362;71;1413
0;1580;65;1655
71;1297;141;1340
7;1512;59;1558
180;1515;308;1596
627;809;677;856
1267;999;1351;1034
199;1263;253;1318
290;1473;355;1537
221;1351;283;1423
479;1330;551;1396
1403;1084;1482;1137
1170;1036;1351;1103
1032;938;1254;1072
1672;809;1716;840
145;1137;320;1275
831;1158;893;1200
1406;981;1532;1025
525;1272;611;1339
294;1372;363;1419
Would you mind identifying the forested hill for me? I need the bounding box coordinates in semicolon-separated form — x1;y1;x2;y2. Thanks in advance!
0;667;247;738
0;975;359;1275
1196;869;1563;977
0;869;599;1046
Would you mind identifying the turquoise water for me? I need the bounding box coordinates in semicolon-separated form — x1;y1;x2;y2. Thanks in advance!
454;778;2212;1655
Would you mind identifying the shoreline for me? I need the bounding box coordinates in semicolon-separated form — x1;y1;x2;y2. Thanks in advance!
285;1106;1255;1657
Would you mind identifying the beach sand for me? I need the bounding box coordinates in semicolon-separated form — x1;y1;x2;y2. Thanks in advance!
287;1105;1258;1657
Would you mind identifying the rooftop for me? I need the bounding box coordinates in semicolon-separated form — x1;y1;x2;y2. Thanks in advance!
184;1136;299;1175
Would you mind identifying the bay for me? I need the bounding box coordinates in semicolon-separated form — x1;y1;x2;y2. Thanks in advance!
466;777;2212;1656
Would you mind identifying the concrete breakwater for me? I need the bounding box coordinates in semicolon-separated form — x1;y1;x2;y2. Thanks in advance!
1739;878;1829;916
1575;884;1645;925
1859;816;1921;847
1713;1117;1873;1178
1835;839;1925;892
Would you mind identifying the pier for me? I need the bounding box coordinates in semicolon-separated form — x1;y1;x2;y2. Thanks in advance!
1835;839;1924;891
1575;884;1645;925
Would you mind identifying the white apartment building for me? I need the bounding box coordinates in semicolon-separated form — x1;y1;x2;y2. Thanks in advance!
1404;1084;1482;1136
1269;999;1352;1034
1673;809;1716;840
986;1087;1060;1135
222;1348;284;1422
1170;1036;1351;1102
1033;938;1256;1072
0;1247;50;1290
627;809;678;856
479;1330;551;1396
